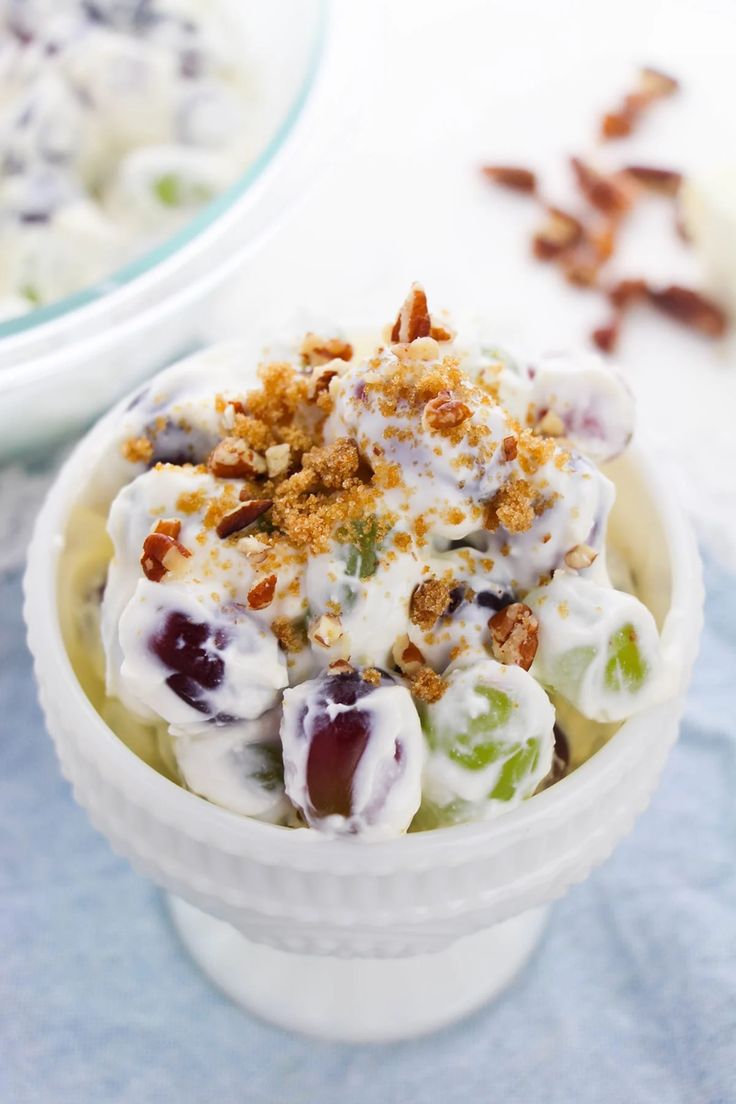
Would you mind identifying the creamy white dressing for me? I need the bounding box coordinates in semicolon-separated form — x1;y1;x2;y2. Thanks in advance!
91;311;663;835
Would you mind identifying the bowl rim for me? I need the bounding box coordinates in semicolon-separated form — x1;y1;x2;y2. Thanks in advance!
0;0;329;347
23;355;703;866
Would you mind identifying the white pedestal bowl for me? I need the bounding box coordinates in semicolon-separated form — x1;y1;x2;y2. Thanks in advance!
24;385;702;1042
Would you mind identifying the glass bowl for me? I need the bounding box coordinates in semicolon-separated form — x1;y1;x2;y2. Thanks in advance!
0;0;331;460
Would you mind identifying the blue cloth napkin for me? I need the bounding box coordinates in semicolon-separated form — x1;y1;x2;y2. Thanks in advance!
1;557;734;1104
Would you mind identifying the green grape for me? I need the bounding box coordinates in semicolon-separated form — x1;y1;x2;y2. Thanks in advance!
605;623;648;692
153;173;213;208
445;687;513;771
248;743;285;792
489;739;541;801
554;645;596;698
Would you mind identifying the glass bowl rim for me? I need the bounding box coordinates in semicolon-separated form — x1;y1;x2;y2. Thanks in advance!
0;0;329;342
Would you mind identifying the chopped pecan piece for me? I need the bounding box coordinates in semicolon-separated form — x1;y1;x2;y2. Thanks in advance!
391;283;432;343
422;390;472;433
601;110;633;139
532;207;583;260
624;165;682;195
647;285;728;337
591;317;621;354
429;322;454;342
570;158;633;217
237;534;269;563
392;634;425;676
265;442;291;478
560;240;605;287
209;437;266;479
247;573;277;611
488;602;539;671
327;658;355;676
564;543;598;570
307;359;343;400
609;278;649;309
410;577;452;631
639;66;679;98
216;499;273;538
481;165;537;194
309;613;345;649
300;333;353;367
601;67;679;141
153;518;182;539
140;529;191;582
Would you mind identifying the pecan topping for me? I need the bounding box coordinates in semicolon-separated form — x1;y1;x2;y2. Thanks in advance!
392;634;425;676
300;333;353;367
501;435;518;461
265;442;291;478
209;437;266;479
391;283;431;343
481;165;537;194
154;518;182;539
327;658;355;676
247;574;277;610
309;613;345;649
141;527;191;582
307;360;343;399
422;390;472;433
639;66;679;98
237;535;269;564
624;165;682;195
216;499;273;538
647;285;728;337
532;207;583;260
601;66;679;141
609;278;649;309
488;602;539;671
591;317;621;354
564;543;598;570
410;577;452;631
570;158;633;217
429;322;454;342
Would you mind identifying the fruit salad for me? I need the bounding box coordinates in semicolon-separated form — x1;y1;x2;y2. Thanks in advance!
0;0;254;316
87;284;664;838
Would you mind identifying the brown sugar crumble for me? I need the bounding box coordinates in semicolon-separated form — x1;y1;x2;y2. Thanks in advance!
410;577;452;631
122;435;154;464
410;665;448;703
484;480;536;534
271;616;307;653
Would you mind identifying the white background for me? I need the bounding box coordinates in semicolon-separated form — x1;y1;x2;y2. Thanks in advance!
221;0;736;564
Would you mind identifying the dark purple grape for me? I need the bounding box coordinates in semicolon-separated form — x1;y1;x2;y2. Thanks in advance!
303;672;378;819
539;723;570;791
446;584;466;616
476;585;513;612
149;611;227;714
146;420;215;466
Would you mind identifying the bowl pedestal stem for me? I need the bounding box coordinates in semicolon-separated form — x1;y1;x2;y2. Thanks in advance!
167;894;548;1042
